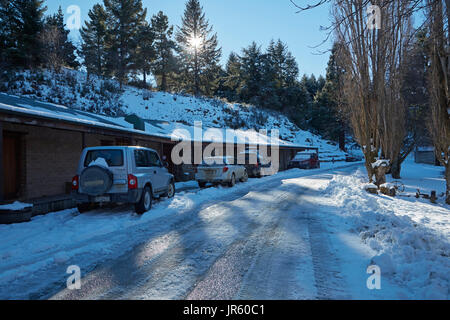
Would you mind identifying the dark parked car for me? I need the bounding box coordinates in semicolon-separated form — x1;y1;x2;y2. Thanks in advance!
288;152;320;169
345;153;363;162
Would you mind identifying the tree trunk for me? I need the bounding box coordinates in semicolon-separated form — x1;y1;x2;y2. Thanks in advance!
194;47;200;95
364;150;377;183
161;72;167;92
374;165;388;187
391;157;402;179
338;122;346;151
446;162;450;205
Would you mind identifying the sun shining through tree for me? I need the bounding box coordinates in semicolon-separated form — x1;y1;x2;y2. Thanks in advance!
189;36;203;50
176;0;221;96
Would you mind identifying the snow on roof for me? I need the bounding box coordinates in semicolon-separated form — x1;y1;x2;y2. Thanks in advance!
0;93;305;148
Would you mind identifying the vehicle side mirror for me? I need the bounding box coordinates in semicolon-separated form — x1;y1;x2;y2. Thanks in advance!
164;161;169;168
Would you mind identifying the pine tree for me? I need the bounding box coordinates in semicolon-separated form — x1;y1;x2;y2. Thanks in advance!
104;0;147;87
261;39;300;111
0;0;17;66
10;0;46;68
135;22;155;87
239;42;264;105
80;4;109;78
266;39;299;89
151;11;177;92
176;0;221;96
42;6;79;70
220;52;242;101
313;43;347;148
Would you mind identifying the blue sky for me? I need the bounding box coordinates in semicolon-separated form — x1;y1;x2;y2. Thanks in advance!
46;0;333;77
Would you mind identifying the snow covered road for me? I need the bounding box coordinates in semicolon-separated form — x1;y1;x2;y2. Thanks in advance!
51;170;347;300
1;161;448;300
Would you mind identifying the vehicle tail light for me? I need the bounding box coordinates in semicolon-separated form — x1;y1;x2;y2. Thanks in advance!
223;167;229;173
128;174;138;190
72;175;79;191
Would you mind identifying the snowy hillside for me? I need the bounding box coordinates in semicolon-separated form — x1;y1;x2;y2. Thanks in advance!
0;68;346;159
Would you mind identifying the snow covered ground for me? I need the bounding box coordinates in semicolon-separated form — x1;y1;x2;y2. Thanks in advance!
0;160;448;300
305;158;449;300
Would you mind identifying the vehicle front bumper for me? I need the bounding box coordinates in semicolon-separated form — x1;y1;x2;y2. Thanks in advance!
72;189;142;204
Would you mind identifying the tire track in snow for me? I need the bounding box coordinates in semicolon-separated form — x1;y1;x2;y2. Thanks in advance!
51;186;294;299
236;200;316;300
306;215;351;299
126;189;294;300
186;189;315;300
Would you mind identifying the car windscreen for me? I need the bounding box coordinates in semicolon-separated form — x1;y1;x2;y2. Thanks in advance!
84;150;124;167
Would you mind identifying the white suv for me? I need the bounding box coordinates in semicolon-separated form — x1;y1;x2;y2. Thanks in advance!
72;146;175;214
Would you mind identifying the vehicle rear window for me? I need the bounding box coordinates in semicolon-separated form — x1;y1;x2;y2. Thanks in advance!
84;150;124;167
202;157;232;166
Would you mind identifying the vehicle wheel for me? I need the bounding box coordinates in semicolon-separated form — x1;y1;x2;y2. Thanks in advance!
135;186;152;215
77;203;92;214
228;174;236;187
240;170;249;182
198;181;207;188
166;181;175;198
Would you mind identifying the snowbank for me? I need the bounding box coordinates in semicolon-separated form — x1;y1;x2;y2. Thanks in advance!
320;161;449;299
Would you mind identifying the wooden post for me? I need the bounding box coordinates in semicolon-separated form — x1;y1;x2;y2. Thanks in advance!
0;122;3;202
430;191;437;204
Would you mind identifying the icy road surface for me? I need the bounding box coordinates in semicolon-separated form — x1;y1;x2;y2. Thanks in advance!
50;164;399;300
1;161;448;300
51;168;354;300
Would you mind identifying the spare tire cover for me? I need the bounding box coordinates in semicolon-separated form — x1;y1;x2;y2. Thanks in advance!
80;165;113;196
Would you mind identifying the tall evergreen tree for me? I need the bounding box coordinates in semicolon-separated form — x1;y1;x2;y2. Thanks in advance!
313;43;347;148
135;22;155;86
220;52;242;101
0;0;18;66
151;11;177;91
239;42;264;105
80;4;109;78
9;0;46;68
103;0;147;87
176;0;221;96
42;6;79;70
266;39;299;89
261;39;300;111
